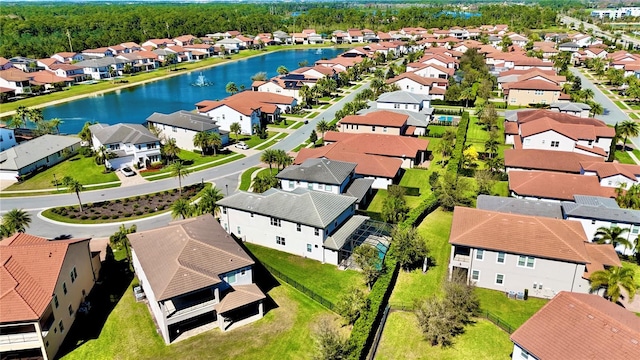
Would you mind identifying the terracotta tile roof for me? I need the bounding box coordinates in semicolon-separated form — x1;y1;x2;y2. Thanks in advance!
574;144;607;157
583;243;621;279
449;207;590;263
580;161;640;181
508;170;616;201
216;283;266;314
503;79;561;91
323;131;428;158
37;58;60;67
295;144;402;178
504;121;519;135
511;56;552;67
339;110;408;127
29;70;72;84
49;63;82;71
0;68;30;82
510;292;640;359
515;110;613;135
196;91;295;116
0;234;90;322
51;52;77;59
407;62;455;76
315;56;364;68
520;117;609;141
128;214;254;301
505;149;603;173
429;87;446;95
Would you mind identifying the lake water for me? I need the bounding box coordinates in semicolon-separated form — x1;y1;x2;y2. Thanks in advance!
44;48;343;134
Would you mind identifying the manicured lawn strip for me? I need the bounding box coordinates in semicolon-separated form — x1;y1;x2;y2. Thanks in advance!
629;112;639;120
633;148;640;161
140;150;234;177
466;116;490;143
615;151;636;164
492;181;509;197
615;100;628;109
475;288;548;329
426;125;456;137
268;120;298;129
399;168;432;195
256;168;279;178
6;154;119;191
285;113;307;118
255;133;287;150
0;183;121;197
352;84;361;90
626;102;640;110
390;209;453;306
142;154;244;180
376;313;513;360
239;131;278;148
307;112;319;119
245;243;364;304
289;121;305;129
239;167;260;191
62;279;332;360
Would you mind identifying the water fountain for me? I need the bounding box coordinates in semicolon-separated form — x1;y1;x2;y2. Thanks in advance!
191;72;214;87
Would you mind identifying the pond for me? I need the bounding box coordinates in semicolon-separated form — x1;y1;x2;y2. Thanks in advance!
43;48;343;134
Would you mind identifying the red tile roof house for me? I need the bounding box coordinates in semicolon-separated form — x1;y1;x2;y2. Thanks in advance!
580;161;640;189
406;62;455;79
339;111;410;136
508;170;617;201
129;214;265;344
504;109;615;158
510;292;640;360
503;79;562;106
386;72;448;98
448;207;620;299
0;233;101;360
504;149;604;174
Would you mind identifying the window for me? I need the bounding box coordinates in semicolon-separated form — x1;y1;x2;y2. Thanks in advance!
68;304;74;316
237;226;241;235
497;252;505;264
317;184;323;190
63;282;67;295
289;180;295;189
228;273;237;284
495;273;505;285
307;244;312;252
137;145;142;150
270;217;281;227
53;295;59;308
172;126;177;132
372;126;376;132
325;185;332;191
533;282;537;289
222;207;226;214
534;90;543;95
471;270;480;281
518;255;535;268
314;228;320;236
588;140;593;146
58;320;65;333
383;127;387;133
550;141;559;148
476;249;484;260
241;269;246;276
632;225;639;234
70;267;77;283
307;183;313;190
276;236;286;245
520;349;532;359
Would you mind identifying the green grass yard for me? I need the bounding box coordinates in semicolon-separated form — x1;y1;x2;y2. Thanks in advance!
6;154;119;191
376;313;512;360
245;243;364;303
466;116;491;143
615;151;636;164
267;120;299;129
239;167;260;191
140;151;244;178
475;288;548;329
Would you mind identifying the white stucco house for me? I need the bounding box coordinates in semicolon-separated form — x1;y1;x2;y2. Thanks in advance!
580;161;640;189
146;110;229;152
0;135;80;181
89;123;161;169
276;158;357;195
195;100;261;136
129;214;265;344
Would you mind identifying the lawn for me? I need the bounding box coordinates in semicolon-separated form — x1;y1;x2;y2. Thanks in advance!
629;112;639;120
237;131;278;148
140;151;243;178
399;168;432;195
492;181;509;197
6;154;119;191
61;279;334;360
389;208;454;307
239;167;260;191
375;312;513;360
255;133;287;151
615;151;636;164
245;243;364;304
615;100;629;110
426;125;456;137
267;120;299;129
475;288;548;329
633;148;640;160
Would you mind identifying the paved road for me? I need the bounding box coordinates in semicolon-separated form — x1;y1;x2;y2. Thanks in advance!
569;67;639;149
1;81;371;238
559;15;640;49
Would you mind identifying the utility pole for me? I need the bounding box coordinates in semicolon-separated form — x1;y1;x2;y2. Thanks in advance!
166;22;170;39
66;29;73;52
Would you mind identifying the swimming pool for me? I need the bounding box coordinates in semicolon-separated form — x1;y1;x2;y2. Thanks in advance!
438;115;454;122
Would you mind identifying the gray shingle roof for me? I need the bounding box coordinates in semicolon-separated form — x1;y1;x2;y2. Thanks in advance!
276;158;356;185
217;188;357;229
550;102;591;111
476;195;563;219
345;178;374;204
75;57;127;68
377;90;431;104
573;195;620;208
0;135;80;171
562;196;640;224
146;111;220;132
89;123;159;145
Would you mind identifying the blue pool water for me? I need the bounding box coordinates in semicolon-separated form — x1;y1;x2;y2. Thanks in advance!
438;116;454;122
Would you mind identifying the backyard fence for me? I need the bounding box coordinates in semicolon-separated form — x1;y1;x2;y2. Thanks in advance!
367;305;391;360
261;262;335;311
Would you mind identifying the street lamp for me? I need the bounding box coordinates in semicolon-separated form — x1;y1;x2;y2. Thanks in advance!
226;184;229;196
53;173;59;191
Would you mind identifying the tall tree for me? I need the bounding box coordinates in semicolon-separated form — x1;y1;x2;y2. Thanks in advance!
594;226;632;250
62;176;85;212
171;198;193;219
225;81;239;95
169;160;191;196
260;149;278;170
276;65;289;75
381;185;409;224
353;244;382;290
1;209;32;235
391;226;428;271
316;119;330;140
109;224;137;265
444;270;480;325
230;122;242;142
251;173;278;193
590;266;637;303
162;138;180;163
196;186;224;216
334;287;369;325
615;183;640;209
275;149;292;170
617;120;639;151
415;296;459;347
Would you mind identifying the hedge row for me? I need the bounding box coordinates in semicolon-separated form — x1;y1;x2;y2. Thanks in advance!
446;111;470;175
432;108;463;115
348;256;400;360
399;193;439;229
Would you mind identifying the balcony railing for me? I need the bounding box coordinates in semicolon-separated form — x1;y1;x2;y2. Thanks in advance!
0;332;40;346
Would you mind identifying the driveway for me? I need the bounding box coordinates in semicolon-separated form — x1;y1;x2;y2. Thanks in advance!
115;169;149;186
569;68;639;149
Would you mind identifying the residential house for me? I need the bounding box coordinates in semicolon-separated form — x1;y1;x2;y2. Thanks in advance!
339;111;410;136
141;39;175;49
562;195;640;255
503;79;562;106
81;47;114;58
181;44;214;60
448;207;620;298
0;68;32;94
215;38;242;53
89;123;161;169
273;31;292;45
48;64;87;83
508;33;529;47
276;158;357;195
348;29;364;43
376;90;431;113
117;52;159;72
558;42;580;53
252;73;316;103
0;57;13;70
36;58;60;71
497;69;565;91
172;34;197;47
235;35;255;49
508;170;616;201
74;58;128;80
315;57;364;72
406;63;454;79
0;135;80;181
129;214;265;344
146;110;229;152
8;57;37;73
510;292;640;360
476;194;563;219
386;72;447;98
580;161;640;188
120;42;142;53
549;102;591;117
218;188;389;267
504;149;603;174
0;124;17;152
0;233;101;360
50;52;84;63
29;71;74;90
290;65;341;81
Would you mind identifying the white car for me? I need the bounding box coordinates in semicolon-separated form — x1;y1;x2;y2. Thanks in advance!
120;167;136;177
235;142;249;150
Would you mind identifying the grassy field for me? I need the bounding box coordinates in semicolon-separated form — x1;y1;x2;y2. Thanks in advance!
426;125;456;137
255;133;287;151
475;288;548;329
615;100;629;110
466;116;491;143
615;150;636;164
6;154;119;190
376;313;513;360
399;168;433;195
492;181;509;197
390;209;454;306
237;131;278;148
61;279;333;360
267;120;299;129
245;243;364;304
239;167;260;191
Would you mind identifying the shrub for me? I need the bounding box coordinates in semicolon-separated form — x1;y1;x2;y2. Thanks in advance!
123;198;130;203
124;213;132;217
101;215;109;220
90;215;98;220
80;215;89;220
111;215;119;219
69;214;77;219
135;211;143;216
133;204;139;209
78;146;93;157
115;199;121;203
135;196;141;201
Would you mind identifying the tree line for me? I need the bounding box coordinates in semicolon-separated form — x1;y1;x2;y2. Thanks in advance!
1;3;559;58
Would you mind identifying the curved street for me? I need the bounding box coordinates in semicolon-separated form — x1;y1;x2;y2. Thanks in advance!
1;81;371;238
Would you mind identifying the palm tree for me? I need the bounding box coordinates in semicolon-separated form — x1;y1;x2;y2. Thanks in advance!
276;65;289;75
48;118;63;135
458;87;475;108
260;149;278;170
169;160;191;196
225;82;239;95
63;177;85;212
209;132;222;156
10;106;29;128
617;120;640;151
370;78;385;97
581;88;594;103
171;198;193;219
95;145;115;170
484;137;500;159
590;266;637;303
316;119;330;140
588;102;604;118
162;138;180;163
251;173;278;193
230;122;242;141
299;85;313;107
275;149;293;170
193;131;211;156
196;186;224;216
1;209;32;235
109;224;136;265
594;226;632;250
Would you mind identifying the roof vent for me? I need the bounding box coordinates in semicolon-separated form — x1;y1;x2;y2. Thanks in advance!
587;314;594;319
611;327;619;333
631;339;638;345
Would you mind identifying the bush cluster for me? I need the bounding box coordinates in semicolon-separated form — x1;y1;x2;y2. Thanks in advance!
446;111;470;174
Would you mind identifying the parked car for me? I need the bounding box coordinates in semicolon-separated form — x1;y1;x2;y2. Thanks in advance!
235;141;249;150
120;167;136;177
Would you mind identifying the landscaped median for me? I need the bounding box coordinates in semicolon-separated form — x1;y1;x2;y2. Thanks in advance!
141;152;244;180
41;183;208;224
